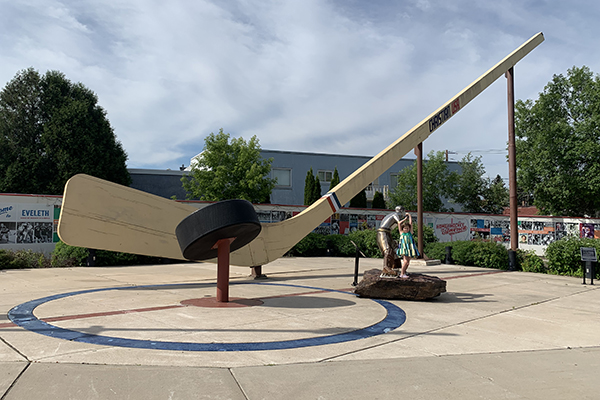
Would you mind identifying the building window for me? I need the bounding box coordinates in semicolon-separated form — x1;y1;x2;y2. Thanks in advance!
390;173;398;189
272;168;292;187
318;170;333;182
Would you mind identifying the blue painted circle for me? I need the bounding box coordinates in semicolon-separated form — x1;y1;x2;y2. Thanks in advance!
8;282;406;352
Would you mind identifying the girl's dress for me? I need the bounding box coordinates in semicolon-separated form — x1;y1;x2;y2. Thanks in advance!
397;232;420;258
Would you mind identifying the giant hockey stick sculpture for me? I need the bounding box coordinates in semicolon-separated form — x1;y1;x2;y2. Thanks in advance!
58;32;544;267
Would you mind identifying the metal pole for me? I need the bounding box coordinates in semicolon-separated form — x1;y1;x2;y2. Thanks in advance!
507;67;519;267
216;238;233;302
353;246;360;286
415;143;424;258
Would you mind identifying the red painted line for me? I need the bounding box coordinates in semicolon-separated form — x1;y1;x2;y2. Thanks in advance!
42;304;185;323
0;289;357;329
0;305;184;329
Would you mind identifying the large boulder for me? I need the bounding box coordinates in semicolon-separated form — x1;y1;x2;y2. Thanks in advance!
354;269;446;300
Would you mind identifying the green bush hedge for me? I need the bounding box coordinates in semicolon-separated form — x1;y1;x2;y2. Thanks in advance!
0;249;52;269
289;225;438;258
422;242;447;261
545;236;600;278
325;234;356;257
425;240;510;269
347;229;380;258
286;233;329;257
291;233;598;277
517;249;547;274
0;242;175;270
425;239;556;275
51;241;89;267
51;241;168;267
471;241;509;270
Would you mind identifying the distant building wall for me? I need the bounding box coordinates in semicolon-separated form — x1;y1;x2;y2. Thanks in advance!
133;150;462;207
260;149;462;207
423;212;600;255
128;169;188;200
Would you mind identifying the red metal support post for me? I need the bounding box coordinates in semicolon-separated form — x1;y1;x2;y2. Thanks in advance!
506;67;518;252
215;238;235;302
507;67;519;270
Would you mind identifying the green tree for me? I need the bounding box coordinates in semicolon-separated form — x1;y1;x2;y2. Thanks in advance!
451;153;488;213
483;175;509;214
388;150;453;212
451;154;509;214
313;174;322;202
329;167;340;191
349;187;367;208
304;167;316;205
182;129;275;202
372;190;386;209
515;66;600;217
0;68;130;194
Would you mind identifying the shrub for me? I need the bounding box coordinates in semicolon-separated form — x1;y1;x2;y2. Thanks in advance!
51;241;168;267
289;224;439;259
418;224;438;247
471;241;509;270
449;241;478;266
0;249;27;269
51;241;88;267
517;249;546;273
425;240;509;269
287;233;328;257
424;242;449;261
326;234;355;257
545;236;600;278
348;229;380;258
372;191;387;209
0;249;51;269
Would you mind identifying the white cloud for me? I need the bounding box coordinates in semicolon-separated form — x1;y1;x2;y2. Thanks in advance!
1;0;600;179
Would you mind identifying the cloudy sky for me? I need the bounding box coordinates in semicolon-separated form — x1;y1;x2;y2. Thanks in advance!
1;0;598;181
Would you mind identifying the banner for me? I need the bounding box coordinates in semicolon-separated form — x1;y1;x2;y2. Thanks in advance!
0;203;55;245
431;216;470;242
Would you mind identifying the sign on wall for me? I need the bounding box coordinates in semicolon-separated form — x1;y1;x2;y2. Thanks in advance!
0;203;56;245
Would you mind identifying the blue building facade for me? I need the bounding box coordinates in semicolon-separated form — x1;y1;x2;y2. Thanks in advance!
129;168;189;200
264;149;408;206
129;149;461;208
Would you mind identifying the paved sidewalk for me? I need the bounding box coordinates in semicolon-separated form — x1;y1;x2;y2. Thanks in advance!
1;257;599;399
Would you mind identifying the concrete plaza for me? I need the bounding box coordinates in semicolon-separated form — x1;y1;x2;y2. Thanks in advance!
1;257;599;399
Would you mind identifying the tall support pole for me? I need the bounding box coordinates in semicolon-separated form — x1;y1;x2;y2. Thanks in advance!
215;238;234;302
415;143;424;258
507;67;518;269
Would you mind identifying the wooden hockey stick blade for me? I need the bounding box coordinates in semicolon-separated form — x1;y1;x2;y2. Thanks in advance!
58;32;544;267
58;174;195;260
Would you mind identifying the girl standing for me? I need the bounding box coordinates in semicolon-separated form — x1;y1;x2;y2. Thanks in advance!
397;213;419;278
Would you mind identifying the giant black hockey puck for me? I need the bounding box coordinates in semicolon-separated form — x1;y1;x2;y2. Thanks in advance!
175;199;262;261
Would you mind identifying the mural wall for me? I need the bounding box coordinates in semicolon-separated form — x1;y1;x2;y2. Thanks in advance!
424;213;600;255
0;194;62;254
258;206;600;256
2;193;599;257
